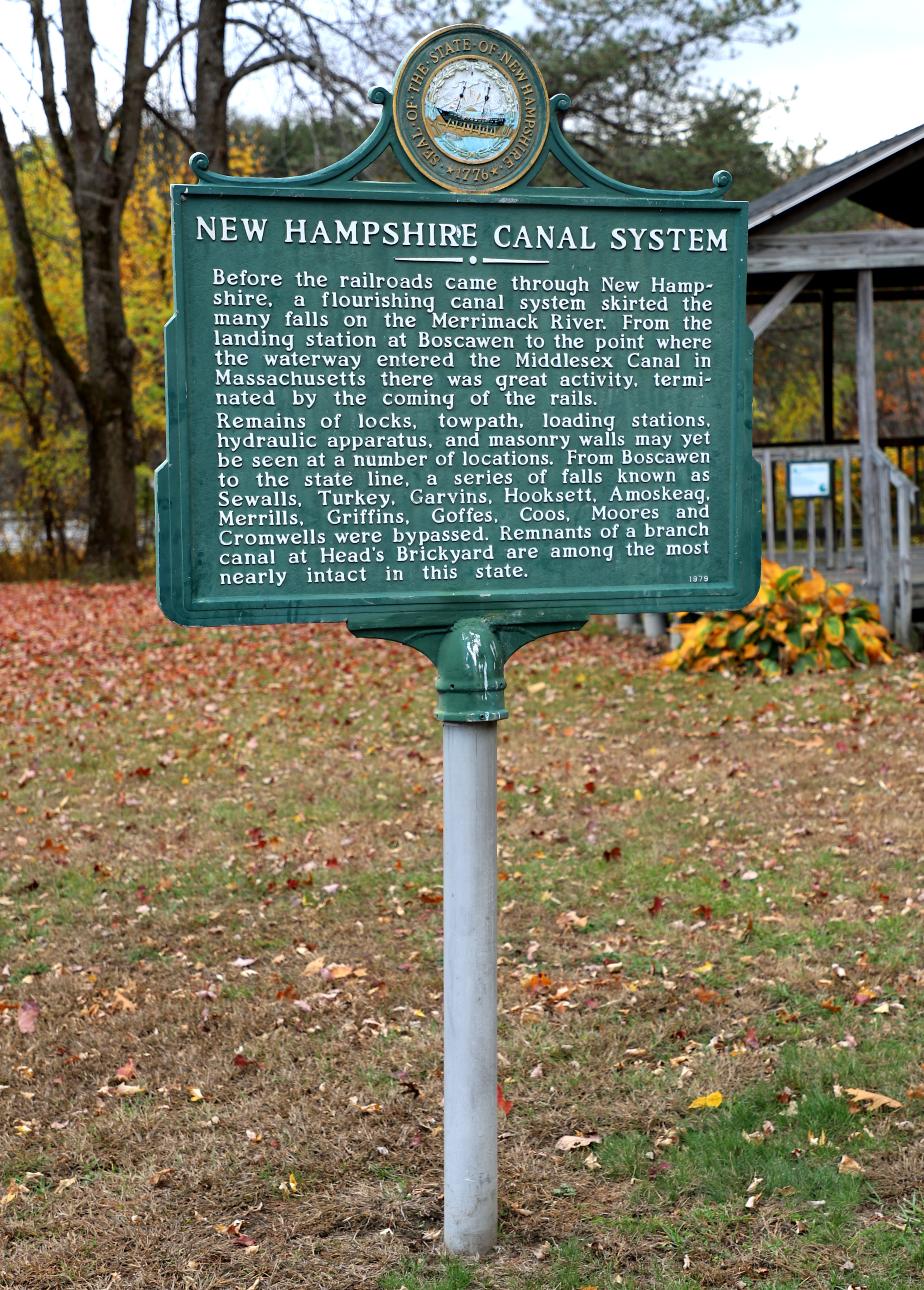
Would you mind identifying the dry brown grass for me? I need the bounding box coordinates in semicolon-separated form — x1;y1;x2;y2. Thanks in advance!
1;583;923;1288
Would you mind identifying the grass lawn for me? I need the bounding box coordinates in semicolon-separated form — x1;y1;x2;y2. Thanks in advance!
1;581;923;1289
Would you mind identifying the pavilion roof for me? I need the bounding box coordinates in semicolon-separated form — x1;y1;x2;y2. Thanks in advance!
748;123;924;234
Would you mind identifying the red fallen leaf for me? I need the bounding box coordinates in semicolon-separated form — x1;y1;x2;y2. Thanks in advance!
648;1160;672;1177
524;972;552;993
853;991;876;1006
230;1232;257;1247
744;1026;760;1050
602;845;621;862
115;1058;136;1080
419;889;443;905
17;1001;40;1034
720;878;731;891
584;781;596;793
693;987;722;1005
130;767;152;778
324;857;339;867
648;895;665;917
276;984;297;1001
233;1053;257;1069
692;904;713;921
497;1084;513;1117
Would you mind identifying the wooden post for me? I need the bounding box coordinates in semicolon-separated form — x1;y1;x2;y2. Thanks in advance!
897;483;913;646
642;613;667;640
878;463;894;631
841;447;853;570
761;451;776;561
822;287;835;443
856;270;880;591
785;493;795;566
824;495;835;569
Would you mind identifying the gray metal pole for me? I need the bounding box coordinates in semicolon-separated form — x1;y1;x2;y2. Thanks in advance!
442;719;498;1256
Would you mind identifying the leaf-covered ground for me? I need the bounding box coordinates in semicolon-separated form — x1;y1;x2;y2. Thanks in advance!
1;582;923;1290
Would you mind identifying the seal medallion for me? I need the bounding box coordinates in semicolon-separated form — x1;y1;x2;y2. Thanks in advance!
393;26;549;194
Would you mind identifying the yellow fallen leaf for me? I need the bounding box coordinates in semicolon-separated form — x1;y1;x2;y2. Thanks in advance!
838;1154;865;1175
555;1134;602;1151
692;962;714;975
187;1086;204;1102
688;1091;723;1110
844;1087;902;1112
0;1180;28;1208
288;1172;298;1193
115;1083;146;1097
633;788;643;801
556;910;588;930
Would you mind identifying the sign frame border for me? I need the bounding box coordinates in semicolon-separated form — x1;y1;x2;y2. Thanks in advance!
156;56;760;636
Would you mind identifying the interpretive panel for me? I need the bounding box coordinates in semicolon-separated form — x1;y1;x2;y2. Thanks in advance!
788;461;833;499
157;33;758;631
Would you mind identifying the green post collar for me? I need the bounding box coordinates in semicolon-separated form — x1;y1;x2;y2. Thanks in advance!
435;618;509;723
350;615;587;723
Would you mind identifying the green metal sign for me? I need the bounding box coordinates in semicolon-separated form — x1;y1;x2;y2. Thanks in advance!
156;24;759;646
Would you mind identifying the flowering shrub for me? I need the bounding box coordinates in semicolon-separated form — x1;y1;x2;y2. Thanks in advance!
663;560;892;675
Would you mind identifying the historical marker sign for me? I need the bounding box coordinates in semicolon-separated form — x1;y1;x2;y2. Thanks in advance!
157;24;759;633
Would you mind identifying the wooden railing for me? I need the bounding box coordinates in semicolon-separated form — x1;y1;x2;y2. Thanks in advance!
880;436;924;533
754;444;917;644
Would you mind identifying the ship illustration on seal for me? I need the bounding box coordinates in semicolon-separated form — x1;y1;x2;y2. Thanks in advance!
424;58;519;162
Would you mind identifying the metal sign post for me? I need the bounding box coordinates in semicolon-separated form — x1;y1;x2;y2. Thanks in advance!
156;22;760;1256
437;622;505;1253
442;717;498;1253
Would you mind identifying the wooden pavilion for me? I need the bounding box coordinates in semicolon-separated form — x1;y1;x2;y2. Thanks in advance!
747;123;924;644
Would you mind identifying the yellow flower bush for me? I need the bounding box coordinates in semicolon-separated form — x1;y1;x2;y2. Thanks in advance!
663;560;892;676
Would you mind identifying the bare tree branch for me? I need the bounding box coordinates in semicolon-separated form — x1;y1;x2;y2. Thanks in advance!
27;0;76;189
112;0;150;197
0;108;86;412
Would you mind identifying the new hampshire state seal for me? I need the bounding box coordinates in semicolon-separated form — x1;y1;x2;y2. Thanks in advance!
393;26;549;194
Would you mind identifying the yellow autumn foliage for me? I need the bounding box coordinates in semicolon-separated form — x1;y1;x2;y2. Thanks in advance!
663;560;892;676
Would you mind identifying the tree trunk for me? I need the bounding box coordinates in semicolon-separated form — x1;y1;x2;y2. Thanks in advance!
195;0;230;170
75;181;139;574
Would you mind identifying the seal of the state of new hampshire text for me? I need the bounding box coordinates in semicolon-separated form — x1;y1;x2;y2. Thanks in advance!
393;26;549;194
